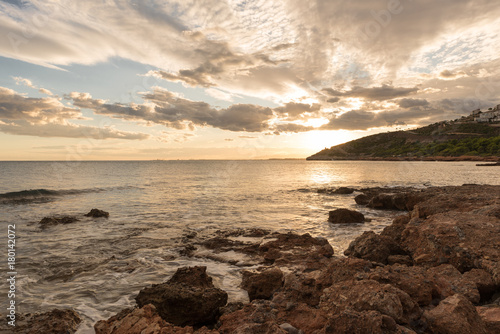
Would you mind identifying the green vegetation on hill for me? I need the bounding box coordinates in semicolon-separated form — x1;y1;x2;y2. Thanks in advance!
307;121;500;160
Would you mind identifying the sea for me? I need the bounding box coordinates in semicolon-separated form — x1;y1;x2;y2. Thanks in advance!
0;160;498;332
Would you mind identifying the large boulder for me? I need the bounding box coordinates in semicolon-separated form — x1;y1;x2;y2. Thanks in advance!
241;267;283;301
424;294;488;334
476;306;500;334
344;231;403;264
135;266;228;326
320;280;422;326
328;208;365;224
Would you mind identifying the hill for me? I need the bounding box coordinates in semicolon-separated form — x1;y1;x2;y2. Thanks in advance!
307;120;500;161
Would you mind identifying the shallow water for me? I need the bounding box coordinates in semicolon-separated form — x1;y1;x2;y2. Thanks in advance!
0;160;497;332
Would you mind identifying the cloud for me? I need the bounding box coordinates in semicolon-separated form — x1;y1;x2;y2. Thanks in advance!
38;88;53;96
70;88;274;132
0;87;149;139
327;97;340;103
323;84;419;101
205;88;235;102
397;98;429;109
274;102;321;117
439;70;468;80
13;76;35;88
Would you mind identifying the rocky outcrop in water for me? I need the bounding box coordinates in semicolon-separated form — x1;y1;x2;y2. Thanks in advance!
94;185;500;334
85;208;109;218
328;208;365;224
39;216;79;229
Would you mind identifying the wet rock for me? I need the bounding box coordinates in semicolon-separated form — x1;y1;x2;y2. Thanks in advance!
241;267;284;301
320;279;422;325
476;306;500;334
332;187;355;194
355;193;371;205
135;266;228;326
10;308;82;334
85;208;109;218
39;216;79;229
344;231;403;264
328;208;365;224
425;294;488;334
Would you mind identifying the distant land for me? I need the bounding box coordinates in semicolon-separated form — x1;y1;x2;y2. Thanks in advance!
307;106;500;161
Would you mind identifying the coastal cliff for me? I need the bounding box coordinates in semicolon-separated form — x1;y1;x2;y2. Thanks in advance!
307;121;500;161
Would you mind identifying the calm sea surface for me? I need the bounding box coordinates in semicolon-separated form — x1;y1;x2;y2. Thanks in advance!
0;160;498;332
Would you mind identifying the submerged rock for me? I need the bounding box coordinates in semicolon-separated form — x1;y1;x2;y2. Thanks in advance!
85;208;109;218
135;266;228;326
328;208;365;224
39;216;79;229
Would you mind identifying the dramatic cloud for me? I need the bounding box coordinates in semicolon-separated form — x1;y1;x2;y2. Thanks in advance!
70;88;274;132
0;87;149;139
323;85;419;101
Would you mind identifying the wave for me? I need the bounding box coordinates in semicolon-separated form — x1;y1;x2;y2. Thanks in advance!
0;186;136;205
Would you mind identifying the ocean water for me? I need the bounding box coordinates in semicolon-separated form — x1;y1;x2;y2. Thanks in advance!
0;160;497;332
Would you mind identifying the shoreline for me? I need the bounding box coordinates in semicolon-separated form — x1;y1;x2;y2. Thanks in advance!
306;155;500;162
4;184;500;333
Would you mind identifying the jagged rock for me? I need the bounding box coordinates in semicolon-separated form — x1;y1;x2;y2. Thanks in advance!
425;294;488;334
476;306;500;334
320;279;422;325
401;211;500;273
135;266;228;326
321;310;407;334
8;308;82;334
85;208;109;218
279;322;303;334
427;264;481;304
380;214;411;245
217;300;286;334
241;267;284;301
328;208;365;224
344;231;403;264
39;216;79;229
94;304;219;334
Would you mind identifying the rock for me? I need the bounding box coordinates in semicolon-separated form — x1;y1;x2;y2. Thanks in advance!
332;187;355;194
380;214;411;245
476;306;500;334
217;300;287;334
10;308;82;334
94;304;219;334
427;264;481;304
95;305;166;334
85;208;109;218
401;211;500;273
355;193;371;205
321;310;400;334
344;231;403;264
463;269;497;303
368;265;438;307
328;208;365;224
39;216;79;229
320;280;422;325
387;255;413;266
241;267;284;301
135;266;228;326
279;322;303;334
276;303;328;333
425;294;488;334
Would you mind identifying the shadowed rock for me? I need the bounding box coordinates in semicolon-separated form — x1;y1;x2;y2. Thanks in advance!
5;309;82;334
241;267;284;301
39;216;79;229
85;208;109;218
328;208;365;224
135;266;227;326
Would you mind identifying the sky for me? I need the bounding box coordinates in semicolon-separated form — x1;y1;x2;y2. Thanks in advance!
1;0;500;160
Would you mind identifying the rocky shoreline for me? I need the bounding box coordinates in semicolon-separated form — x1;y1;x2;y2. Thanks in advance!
306;155;500;162
4;185;500;333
